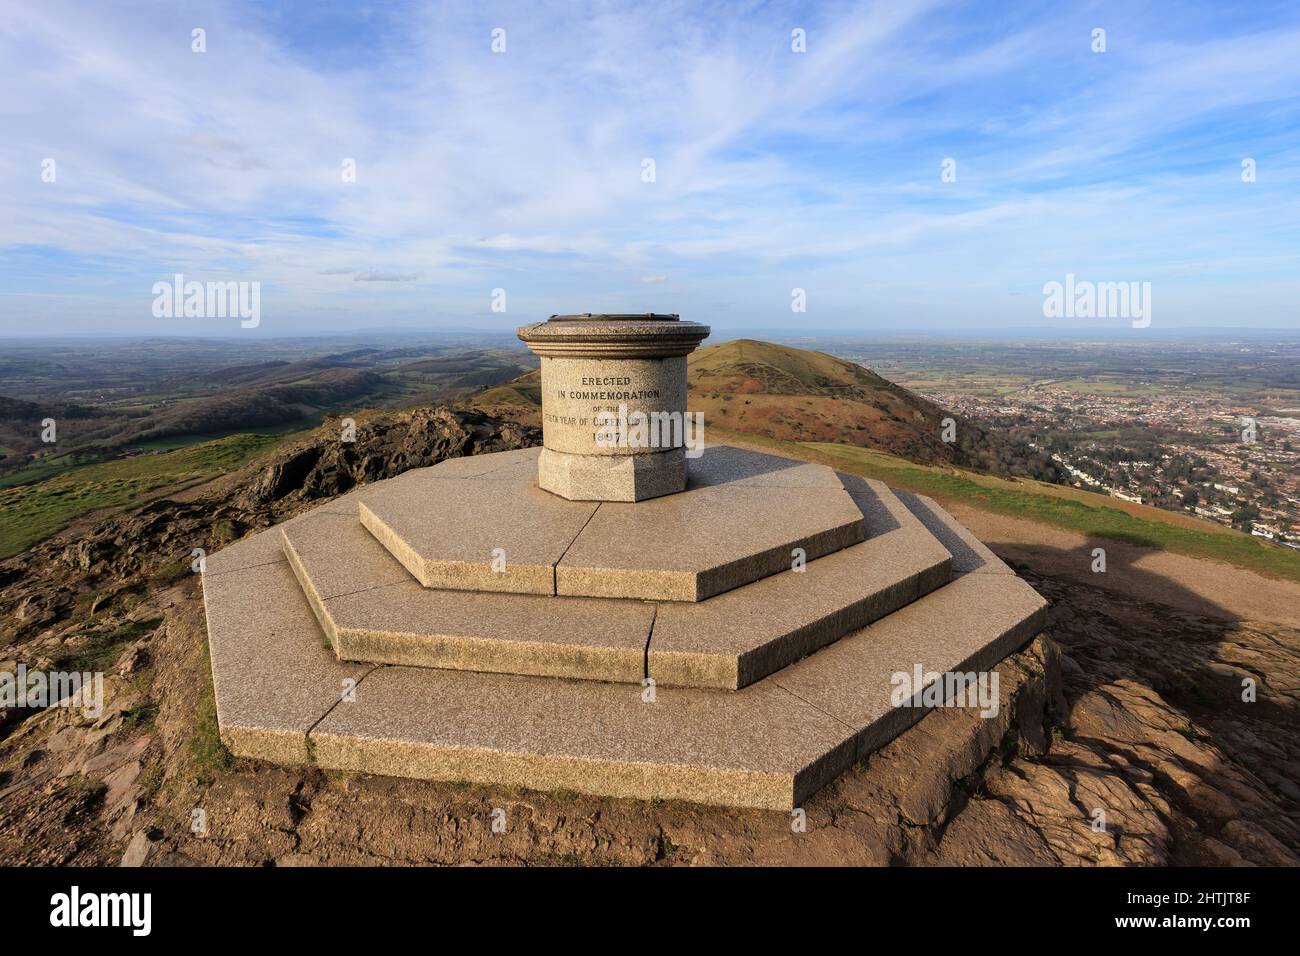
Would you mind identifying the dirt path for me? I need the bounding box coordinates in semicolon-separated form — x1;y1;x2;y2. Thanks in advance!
715;433;1300;629
947;502;1300;628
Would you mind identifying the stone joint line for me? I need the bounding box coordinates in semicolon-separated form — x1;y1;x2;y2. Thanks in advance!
550;500;604;594
304;663;383;748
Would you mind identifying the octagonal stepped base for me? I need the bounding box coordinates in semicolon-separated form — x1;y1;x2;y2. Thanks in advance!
278;467;951;689
283;511;655;684
357;446;867;602
645;474;951;688
203;526;1047;810
202;444;1050;810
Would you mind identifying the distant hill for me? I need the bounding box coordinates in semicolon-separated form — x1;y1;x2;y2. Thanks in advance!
0;395;134;475
466;369;541;410
127;368;386;442
469;339;1063;484
0;348;532;482
686;339;1062;481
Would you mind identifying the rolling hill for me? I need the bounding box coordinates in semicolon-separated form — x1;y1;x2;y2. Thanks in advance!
470;338;1063;484
0;348;533;483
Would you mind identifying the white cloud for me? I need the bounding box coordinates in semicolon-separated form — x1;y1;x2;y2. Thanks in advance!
354;271;422;283
1;0;1298;333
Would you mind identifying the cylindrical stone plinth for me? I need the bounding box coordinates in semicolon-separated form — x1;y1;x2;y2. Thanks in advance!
517;313;710;501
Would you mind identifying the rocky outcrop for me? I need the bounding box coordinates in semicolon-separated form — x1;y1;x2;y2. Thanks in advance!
8;565;1294;867
1;407;1296;866
249;406;532;505
0;406;539;657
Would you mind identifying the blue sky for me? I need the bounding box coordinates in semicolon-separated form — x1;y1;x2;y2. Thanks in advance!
1;0;1298;336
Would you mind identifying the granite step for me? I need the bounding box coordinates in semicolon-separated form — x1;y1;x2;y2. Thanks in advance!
278;473;952;688
358;445;867;603
770;572;1048;761
358;453;598;597
896;491;1017;578
201;515;1046;810
645;475;952;689
282;511;654;684
552;448;867;602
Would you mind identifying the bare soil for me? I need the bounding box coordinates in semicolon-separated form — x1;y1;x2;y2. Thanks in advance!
1;411;1296;866
2;540;1296;866
950;503;1300;629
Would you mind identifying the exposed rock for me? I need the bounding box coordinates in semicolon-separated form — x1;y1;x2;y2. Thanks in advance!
0;406;540;650
115;642;150;678
1;406;1296;867
120;829;157;867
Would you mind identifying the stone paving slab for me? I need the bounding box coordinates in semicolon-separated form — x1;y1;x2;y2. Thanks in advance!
309;665;856;811
897;491;1013;577
283;506;654;682
421;447;540;480
202;545;371;764
771;572;1049;761
647;479;952;689
203;486;373;578
837;470;951;598
283;511;412;602
202;525;288;579
360;470;598;596
325;583;653;682
685;445;847;490
357;444;867;603
556;478;865;602
206;451;544;582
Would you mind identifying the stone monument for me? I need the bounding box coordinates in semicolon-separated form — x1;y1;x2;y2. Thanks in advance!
516;313;710;501
202;314;1049;810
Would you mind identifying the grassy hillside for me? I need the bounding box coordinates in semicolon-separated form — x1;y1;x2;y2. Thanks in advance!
466;369;542;412
688;338;889;392
684;340;1058;477
712;425;1300;584
466;338;1062;481
0;433;284;559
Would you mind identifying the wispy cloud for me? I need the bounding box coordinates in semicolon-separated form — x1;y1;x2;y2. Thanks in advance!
354;271;422;282
1;0;1298;334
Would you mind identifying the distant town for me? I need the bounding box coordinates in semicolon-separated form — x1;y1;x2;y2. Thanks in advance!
814;336;1300;552
935;384;1300;549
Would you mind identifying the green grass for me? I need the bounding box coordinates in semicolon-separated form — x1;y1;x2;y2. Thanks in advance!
189;643;232;782
58;617;163;673
470;382;542;407
130;417;321;452
806;440;1300;583
66;774;108;802
1051;378;1166;397
0;451;107;489
0;433;283;559
148;556;194;588
711;427;1300;584
123;701;160;731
